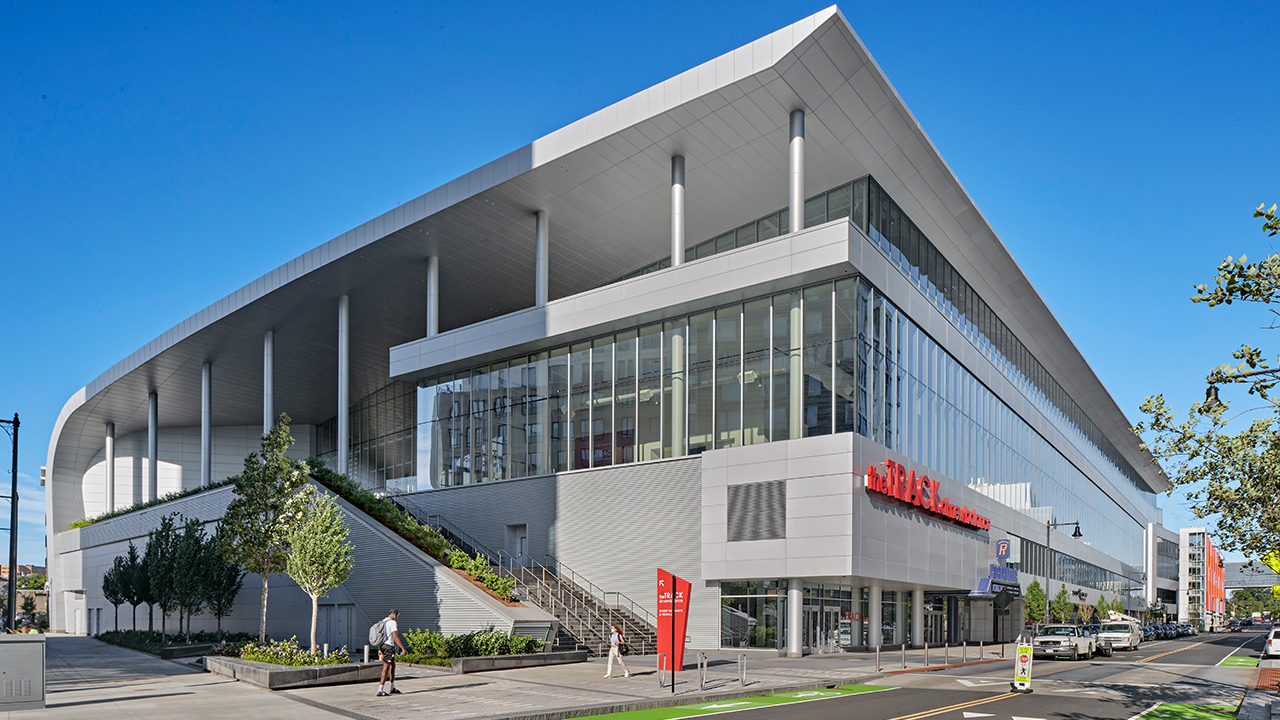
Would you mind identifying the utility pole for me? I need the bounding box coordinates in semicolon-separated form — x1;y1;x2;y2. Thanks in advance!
0;413;18;631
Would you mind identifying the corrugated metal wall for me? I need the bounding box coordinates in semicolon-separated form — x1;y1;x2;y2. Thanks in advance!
400;457;720;648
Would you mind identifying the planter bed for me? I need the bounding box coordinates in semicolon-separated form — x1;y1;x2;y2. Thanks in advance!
160;643;216;659
205;655;383;690
449;650;588;674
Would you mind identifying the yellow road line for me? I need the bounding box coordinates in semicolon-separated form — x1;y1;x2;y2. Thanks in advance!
886;692;1017;720
1137;639;1213;663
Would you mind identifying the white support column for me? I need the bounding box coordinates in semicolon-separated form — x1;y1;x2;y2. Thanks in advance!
426;255;440;337
670;155;685;266
786;578;804;657
104;422;115;511
201;362;212;487
912;588;924;648
535;211;549;307
869;582;882;648
147;392;158;503
895;593;906;645
789;109;805;233
337;295;350;476
263;330;274;435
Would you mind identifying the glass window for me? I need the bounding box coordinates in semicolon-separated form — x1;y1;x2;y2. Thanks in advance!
548;347;569;472
805;192;827;228
803;284;833;437
834;278;858;435
592;337;614;467
687;312;714;455
664;319;687;458
637;324;663;462
570;343;591;470
772;292;801;441
742;298;771;445
715;305;742;448
614;332;637;465
758;213;780;242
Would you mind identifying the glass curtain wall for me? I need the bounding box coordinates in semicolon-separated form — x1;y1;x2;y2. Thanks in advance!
417;278;1146;566
317;380;416;491
720;580;786;650
605;175;1154;517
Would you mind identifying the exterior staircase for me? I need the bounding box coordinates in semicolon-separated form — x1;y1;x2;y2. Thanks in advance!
392;501;657;657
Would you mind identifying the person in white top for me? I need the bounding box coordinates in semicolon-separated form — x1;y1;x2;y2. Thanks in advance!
604;623;630;678
377;609;408;696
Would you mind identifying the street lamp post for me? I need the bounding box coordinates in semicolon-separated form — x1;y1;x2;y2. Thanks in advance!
1045;520;1082;624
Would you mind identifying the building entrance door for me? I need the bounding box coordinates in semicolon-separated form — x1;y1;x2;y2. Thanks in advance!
803;605;841;653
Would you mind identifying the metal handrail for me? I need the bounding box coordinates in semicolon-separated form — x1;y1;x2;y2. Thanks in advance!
543;554;658;629
504;556;653;656
423;513;501;565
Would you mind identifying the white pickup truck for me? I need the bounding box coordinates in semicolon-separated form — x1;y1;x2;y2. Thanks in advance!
1032;624;1097;660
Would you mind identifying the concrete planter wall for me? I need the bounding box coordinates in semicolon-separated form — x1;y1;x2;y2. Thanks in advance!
450;649;588;674
205;656;383;690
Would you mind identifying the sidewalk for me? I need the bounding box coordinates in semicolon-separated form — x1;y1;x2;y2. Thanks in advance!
8;638;1012;720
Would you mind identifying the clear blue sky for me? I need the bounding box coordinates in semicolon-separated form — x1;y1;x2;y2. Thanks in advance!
3;2;1277;567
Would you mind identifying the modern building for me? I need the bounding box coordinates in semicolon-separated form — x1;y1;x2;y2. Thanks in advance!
1144;523;1180;619
1179;527;1225;631
46;7;1173;653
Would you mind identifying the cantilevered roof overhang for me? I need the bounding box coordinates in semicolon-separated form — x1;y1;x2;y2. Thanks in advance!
47;5;1167;534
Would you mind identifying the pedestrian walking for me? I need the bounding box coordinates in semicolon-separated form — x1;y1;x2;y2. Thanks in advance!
604;623;630;678
372;609;408;696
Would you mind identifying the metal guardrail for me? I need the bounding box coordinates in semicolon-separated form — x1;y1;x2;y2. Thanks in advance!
542;554;658;629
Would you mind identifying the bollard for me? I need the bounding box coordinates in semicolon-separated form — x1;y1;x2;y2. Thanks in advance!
698;652;708;690
738;653;747;686
323;643;329;656
363;645;370;663
944;642;949;665
901;644;906;669
875;645;881;672
962;641;967;663
657;654;667;688
924;642;929;668
979;640;983;660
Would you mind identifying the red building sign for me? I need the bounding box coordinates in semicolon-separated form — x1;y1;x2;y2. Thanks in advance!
657;569;691;672
865;460;991;531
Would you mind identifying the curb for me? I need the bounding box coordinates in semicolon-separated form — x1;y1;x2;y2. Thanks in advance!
459;674;883;720
885;658;1011;674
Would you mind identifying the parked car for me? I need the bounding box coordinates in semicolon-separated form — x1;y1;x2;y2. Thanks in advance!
1141;625;1155;641
1098;621;1143;651
1032;624;1097;661
1265;628;1280;659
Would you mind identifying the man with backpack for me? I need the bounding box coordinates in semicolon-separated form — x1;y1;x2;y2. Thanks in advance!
371;609;408;697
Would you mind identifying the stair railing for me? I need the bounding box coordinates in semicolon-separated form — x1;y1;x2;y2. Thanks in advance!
543;554;658;631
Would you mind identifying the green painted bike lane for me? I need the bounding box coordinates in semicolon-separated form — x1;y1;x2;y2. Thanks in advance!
1142;703;1238;719
585;685;891;720
1216;655;1259;667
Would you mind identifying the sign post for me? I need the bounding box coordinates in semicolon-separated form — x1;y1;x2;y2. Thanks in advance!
1011;639;1033;693
657;569;690;694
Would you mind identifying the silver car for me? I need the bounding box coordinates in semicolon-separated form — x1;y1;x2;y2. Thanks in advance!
1032;624;1097;660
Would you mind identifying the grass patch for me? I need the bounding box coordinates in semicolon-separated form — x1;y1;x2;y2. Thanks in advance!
1145;704;1236;720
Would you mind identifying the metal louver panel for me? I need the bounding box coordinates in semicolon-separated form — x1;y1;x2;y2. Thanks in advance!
727;480;786;542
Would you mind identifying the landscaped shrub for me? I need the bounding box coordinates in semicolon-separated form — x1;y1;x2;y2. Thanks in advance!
447;549;470;569
96;629;255;656
404;628;544;659
308;458;449;558
484;573;515;598
238;637;350;666
69;479;235;529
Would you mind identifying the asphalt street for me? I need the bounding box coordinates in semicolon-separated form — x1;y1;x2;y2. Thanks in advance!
676;629;1270;720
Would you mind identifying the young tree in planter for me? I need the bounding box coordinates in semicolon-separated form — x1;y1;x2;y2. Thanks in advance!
1050;584;1074;623
285;486;354;653
205;522;245;636
1077;601;1096;625
221;414;309;642
122;542;145;631
145;513;180;639
1024;579;1046;624
102;556;128;631
173;517;208;641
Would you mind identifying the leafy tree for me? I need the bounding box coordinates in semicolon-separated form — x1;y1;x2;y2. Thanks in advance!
122;542;144;630
1146;600;1166;623
173;517;208;641
204;522;245;635
1134;204;1280;560
1050;584;1074;623
17;574;45;590
145;513;180;638
102;557;128;630
221;414;309;641
285;486;354;653
20;594;36;618
1077;601;1096;624
1024;579;1046;623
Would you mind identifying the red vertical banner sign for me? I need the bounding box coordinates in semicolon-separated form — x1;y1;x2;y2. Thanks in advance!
657;569;691;673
